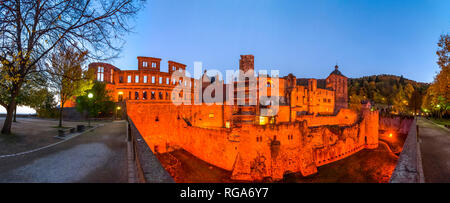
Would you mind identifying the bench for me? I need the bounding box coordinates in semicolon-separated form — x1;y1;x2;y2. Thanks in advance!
57;127;77;137
77;125;85;132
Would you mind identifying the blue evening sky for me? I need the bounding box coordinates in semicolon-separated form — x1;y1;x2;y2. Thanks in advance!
6;0;450;114
111;0;450;83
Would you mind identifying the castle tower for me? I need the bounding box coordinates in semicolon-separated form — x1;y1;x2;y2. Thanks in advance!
233;55;257;127
326;65;348;113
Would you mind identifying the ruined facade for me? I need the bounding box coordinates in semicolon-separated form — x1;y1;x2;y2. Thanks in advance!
88;55;379;181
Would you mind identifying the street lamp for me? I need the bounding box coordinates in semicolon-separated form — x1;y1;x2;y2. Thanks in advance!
87;93;93;127
116;106;121;120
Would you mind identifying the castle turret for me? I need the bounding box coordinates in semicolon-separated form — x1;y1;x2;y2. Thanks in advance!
326;65;348;113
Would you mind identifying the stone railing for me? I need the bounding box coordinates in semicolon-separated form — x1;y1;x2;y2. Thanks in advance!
127;117;174;183
389;119;425;183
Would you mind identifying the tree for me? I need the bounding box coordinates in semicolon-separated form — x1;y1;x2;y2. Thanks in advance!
422;34;450;118
0;0;145;134
392;89;407;114
76;81;115;119
47;46;93;127
409;89;423;115
14;70;48;120
349;94;364;112
32;88;59;118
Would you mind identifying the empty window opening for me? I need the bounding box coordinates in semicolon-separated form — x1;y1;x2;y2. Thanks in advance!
151;91;155;100
97;67;104;82
143;75;148;83
143;91;147;100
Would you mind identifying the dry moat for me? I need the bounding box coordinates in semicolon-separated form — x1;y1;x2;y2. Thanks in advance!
156;132;407;183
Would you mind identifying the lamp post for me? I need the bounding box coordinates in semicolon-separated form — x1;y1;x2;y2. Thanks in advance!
116;106;121;120
88;93;93;127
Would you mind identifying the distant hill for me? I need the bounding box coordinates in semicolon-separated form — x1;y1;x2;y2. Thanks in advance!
348;74;429;113
350;74;429;87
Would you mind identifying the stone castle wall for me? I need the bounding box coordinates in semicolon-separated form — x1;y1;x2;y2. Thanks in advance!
295;108;358;127
127;102;379;181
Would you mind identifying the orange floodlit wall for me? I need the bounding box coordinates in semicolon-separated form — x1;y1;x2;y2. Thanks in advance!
127;102;379;181
296;108;358;127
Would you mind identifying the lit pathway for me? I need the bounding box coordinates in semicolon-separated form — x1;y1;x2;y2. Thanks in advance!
418;117;450;183
0;121;128;183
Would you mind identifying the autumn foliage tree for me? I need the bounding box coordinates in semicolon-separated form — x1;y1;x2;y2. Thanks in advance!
47;46;93;127
0;0;145;134
422;34;450;118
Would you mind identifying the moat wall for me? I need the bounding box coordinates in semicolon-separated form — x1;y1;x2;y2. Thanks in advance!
379;116;414;135
127;102;379;181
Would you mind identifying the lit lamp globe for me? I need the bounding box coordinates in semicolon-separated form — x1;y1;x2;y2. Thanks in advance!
88;93;93;99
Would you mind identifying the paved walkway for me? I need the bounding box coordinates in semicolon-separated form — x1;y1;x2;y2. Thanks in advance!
0;121;128;183
418;118;450;183
0;118;109;156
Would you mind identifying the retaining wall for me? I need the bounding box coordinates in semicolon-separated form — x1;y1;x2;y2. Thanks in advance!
389;119;424;183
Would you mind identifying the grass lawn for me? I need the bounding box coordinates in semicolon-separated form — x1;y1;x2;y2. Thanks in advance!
430;118;450;126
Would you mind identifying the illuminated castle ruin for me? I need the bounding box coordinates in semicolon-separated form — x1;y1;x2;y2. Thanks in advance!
88;55;379;181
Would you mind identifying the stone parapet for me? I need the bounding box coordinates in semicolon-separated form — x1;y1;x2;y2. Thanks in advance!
389;119;424;183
